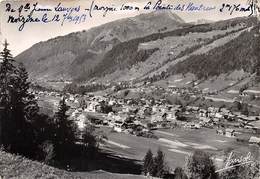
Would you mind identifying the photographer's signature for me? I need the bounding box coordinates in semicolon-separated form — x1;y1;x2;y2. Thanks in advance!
216;152;255;173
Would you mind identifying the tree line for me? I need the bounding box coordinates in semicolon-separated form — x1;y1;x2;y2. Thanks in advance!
170;26;260;80
142;148;260;179
0;40;104;169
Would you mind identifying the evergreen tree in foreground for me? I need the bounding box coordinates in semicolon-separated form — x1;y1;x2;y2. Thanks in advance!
54;97;76;147
142;148;169;177
142;149;154;176
0;40;15;107
152;148;168;178
0;40;39;156
15;63;39;120
174;167;188;179
185;150;218;179
0;40;16;148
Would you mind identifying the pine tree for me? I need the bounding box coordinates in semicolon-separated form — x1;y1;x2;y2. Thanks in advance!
10;63;39;156
174;167;188;179
82;124;97;149
15;63;39;120
152;148;168;178
142;149;154;176
185;150;218;179
54;97;76;147
0;40;39;156
0;40;17;148
0;40;15;108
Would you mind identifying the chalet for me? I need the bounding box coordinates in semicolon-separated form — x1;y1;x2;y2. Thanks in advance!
86;102;101;112
74;99;79;104
102;120;109;126
133;120;142;125
200;116;211;123
55;93;62;97
184;122;201;129
215;112;223;119
113;121;124;132
69;96;75;101
216;129;224;135
213;118;220;124
151;114;164;123
108;99;117;106
109;112;128;124
199;109;208;117
208;107;218;113
226;114;235;121
220;108;230;114
193;123;201;129
152;105;160;113
225;128;235;137
249;136;260;144
190;106;199;112
167;113;176;121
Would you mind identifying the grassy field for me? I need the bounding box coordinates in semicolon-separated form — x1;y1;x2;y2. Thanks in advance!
99;127;252;170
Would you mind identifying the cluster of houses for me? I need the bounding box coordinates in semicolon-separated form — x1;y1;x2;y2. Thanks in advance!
72;96;179;135
33;86;260;144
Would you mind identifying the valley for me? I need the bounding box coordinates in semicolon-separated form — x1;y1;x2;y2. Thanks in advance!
4;10;260;178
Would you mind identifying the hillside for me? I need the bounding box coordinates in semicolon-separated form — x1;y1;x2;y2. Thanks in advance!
170;25;260;79
15;11;184;82
88;16;258;83
0;150;79;179
15;14;260;96
0;150;147;179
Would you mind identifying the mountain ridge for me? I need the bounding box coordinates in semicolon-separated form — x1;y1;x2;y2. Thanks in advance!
85;16;258;83
15;14;260;93
15;11;185;82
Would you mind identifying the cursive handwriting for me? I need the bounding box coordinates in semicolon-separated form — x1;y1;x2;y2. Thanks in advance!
7;2;40;31
225;152;252;168
215;152;254;173
6;2;87;31
54;3;80;14
61;11;87;26
85;1;117;18
144;0;215;11
220;0;260;16
5;0;218;31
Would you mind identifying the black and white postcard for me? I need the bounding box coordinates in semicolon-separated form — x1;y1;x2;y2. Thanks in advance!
0;0;260;178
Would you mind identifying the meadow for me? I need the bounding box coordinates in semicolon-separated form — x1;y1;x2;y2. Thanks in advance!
99;127;252;170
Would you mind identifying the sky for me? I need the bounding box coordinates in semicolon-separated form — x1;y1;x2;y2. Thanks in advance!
0;0;258;56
